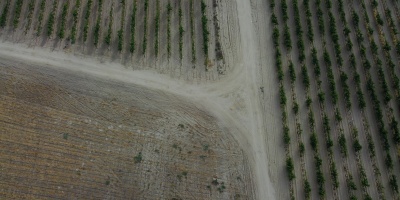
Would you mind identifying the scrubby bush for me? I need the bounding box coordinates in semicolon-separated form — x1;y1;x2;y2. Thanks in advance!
288;61;296;84
389;175;399;193
286;157;295;180
385;154;393;170
353;140;362;152
281;0;288;22
283;25;292;50
338;134;347;156
283;125;290;145
310;133;318;151
330;163;339;188
293;102;299;114
279;85;287;106
299;142;305;156
304;179;311;199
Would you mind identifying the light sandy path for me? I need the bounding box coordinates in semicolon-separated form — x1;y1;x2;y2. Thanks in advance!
0;0;276;199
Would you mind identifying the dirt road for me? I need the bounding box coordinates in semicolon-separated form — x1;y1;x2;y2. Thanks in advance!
0;0;277;199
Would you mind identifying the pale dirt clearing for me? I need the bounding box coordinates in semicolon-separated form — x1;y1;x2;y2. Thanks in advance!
0;0;280;199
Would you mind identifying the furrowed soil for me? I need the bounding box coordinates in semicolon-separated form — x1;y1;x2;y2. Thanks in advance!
0;60;255;199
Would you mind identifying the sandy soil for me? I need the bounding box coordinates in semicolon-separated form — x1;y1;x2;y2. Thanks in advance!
0;61;255;199
0;0;278;199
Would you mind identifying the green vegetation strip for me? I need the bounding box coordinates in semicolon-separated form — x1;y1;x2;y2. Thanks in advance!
58;1;69;39
129;0;137;53
36;0;46;35
105;4;113;45
93;0;103;47
167;2;172;59
71;0;81;44
12;0;23;29
46;1;58;37
154;0;160;56
200;1;209;58
0;0;10;28
142;0;149;54
24;0;35;34
190;0;195;63
117;0;126;52
83;0;93;42
178;1;184;60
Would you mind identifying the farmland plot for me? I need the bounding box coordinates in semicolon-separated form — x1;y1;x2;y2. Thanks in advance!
3;0;400;199
0;60;255;199
263;0;400;199
0;0;239;82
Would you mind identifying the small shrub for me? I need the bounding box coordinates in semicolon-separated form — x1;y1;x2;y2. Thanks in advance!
353;140;362;152
293;102;299;114
338;134;347;156
390;175;399;193
286;157;295;181
299;142;305;156
134;152;143;163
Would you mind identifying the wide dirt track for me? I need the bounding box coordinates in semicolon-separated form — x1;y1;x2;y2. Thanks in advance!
0;0;281;199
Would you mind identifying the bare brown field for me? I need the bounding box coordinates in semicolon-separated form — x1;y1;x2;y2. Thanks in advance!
0;61;255;199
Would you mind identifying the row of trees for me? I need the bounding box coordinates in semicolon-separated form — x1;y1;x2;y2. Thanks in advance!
130;0;137;53
24;0;35;34
36;0;46;35
201;0;209;58
12;0;22;29
142;0;149;54
357;1;398;194
118;0;126;51
154;0;160;56
71;0;81;44
369;0;400;193
58;1;69;39
93;0;103;46
320;0;369;198
46;1;58;37
190;0;196;63
178;2;184;60
273;0;400;197
271;1;295;199
0;0;214;66
104;4;113;46
0;0;10;28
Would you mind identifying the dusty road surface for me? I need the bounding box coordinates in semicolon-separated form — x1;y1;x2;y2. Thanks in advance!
0;0;280;199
